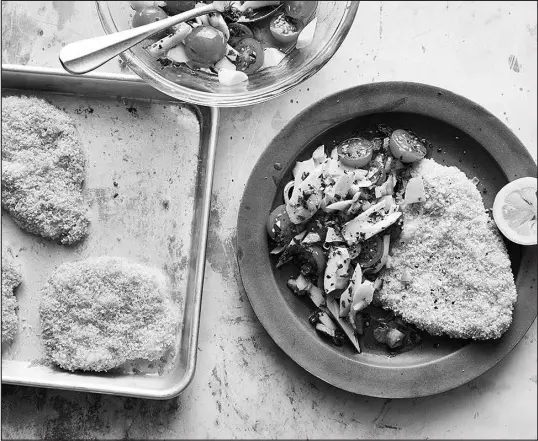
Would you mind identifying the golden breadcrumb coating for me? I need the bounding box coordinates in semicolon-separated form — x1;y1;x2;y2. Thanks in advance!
1;95;89;245
377;159;517;340
40;256;180;372
2;248;22;344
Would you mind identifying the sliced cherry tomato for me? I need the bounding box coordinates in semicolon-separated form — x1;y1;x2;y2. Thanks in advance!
267;204;300;244
233;37;264;74
161;1;196;15
285;1;318;23
337;137;374;168
270;13;303;44
389;129;427;163
184;26;227;66
357;235;384;268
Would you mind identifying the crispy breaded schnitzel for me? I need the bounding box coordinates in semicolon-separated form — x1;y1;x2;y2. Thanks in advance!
40;256;180;372
2;247;22;344
377;159;517;340
1;95;89;245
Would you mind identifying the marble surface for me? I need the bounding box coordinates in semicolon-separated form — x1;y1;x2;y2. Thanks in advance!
1;1;537;439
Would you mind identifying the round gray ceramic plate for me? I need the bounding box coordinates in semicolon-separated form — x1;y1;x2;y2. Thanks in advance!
236;82;537;398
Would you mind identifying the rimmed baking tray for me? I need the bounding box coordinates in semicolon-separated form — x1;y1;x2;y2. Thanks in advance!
1;64;219;399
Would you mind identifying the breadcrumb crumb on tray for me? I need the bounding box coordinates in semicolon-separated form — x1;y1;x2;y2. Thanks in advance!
1;68;217;398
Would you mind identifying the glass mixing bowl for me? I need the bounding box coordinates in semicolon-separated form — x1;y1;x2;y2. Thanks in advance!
96;1;359;107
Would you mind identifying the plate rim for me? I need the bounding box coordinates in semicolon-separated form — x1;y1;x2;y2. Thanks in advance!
236;81;538;398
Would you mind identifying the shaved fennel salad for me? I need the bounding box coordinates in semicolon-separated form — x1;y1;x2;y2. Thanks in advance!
129;1;319;86
267;125;432;353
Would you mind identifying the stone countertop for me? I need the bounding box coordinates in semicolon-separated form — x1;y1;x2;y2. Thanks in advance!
1;1;537;439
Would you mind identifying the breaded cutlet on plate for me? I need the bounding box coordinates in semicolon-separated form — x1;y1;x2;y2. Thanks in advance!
376;159;517;340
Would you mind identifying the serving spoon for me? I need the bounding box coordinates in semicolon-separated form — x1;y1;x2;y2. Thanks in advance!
59;1;282;75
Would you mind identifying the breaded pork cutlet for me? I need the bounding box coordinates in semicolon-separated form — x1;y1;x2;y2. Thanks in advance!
2;247;22;344
40;256;180;372
1;95;89;245
377;159;517;340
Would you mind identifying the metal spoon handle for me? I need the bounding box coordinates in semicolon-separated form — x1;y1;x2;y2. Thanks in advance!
59;3;219;75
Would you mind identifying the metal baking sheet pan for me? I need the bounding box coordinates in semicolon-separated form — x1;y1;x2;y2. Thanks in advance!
1;64;218;399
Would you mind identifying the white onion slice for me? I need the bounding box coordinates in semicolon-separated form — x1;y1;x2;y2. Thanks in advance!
218;69;248;85
215;57;236;71
261;48;286;69
283;181;294;204
324;200;353;213
296;18;317;49
166;44;190;64
404;176;426;204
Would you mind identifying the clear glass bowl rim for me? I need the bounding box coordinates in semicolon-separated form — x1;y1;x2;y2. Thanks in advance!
96;1;359;107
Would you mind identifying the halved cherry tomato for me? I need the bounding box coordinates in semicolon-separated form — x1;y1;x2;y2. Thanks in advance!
161;1;196;15
184;26;227;66
270;12;303;44
357;235;384;268
389;129;427;163
285;1;318;23
233;38;264;74
267;204;301;244
337;137;374;168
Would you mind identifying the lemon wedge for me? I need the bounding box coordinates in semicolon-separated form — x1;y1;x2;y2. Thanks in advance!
493;177;537;245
